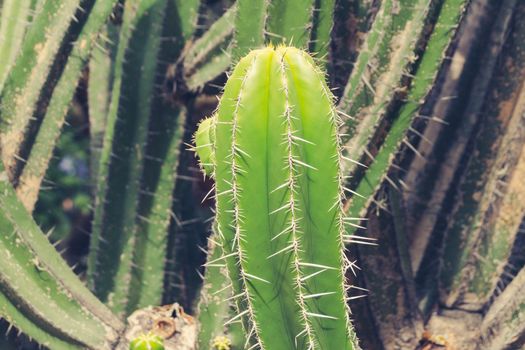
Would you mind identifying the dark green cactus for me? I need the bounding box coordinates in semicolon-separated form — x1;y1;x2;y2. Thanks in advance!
195;46;359;349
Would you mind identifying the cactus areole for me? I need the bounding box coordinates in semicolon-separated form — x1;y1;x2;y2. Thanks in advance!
195;46;359;349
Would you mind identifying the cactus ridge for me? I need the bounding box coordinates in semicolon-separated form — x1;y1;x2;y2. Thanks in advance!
197;46;358;349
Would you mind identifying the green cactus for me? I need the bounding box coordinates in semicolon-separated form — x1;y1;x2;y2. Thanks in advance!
88;0;198;318
14;0;119;212
195;46;358;349
0;160;123;349
129;333;165;350
0;0;83;182
195;230;245;350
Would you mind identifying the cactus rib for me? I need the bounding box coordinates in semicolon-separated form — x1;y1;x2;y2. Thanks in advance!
196;232;245;350
266;0;316;48
88;23;119;187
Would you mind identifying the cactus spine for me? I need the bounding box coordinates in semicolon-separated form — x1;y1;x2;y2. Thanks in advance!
195;46;358;349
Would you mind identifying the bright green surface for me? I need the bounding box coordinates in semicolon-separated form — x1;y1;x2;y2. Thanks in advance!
201;46;357;349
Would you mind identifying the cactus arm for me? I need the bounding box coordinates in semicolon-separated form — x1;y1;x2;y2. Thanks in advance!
345;0;469;224
339;0;430;176
88;0;167;317
337;0;392;116
440;0;524;308
88;23;119;187
133;105;186;310
0;0;32;90
173;0;200;40
211;47;358;349
14;0;119;212
226;49;308;349
89;0;199;317
0;162;122;349
0;292;78;350
479;266;525;349
266;0;315;48
283;48;357;349
233;0;269;59
183;6;235;91
0;0;82;178
0;218;106;348
309;0;336;58
469;137;525;306
196;233;245;350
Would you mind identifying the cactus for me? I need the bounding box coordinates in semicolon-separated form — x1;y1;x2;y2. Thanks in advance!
129;333;165;350
440;0;525;309
195;230;245;350
195;46;358;349
343;0;469;225
88;22;119;187
0;160;123;349
182;5;235;91
0;0;83;181
2;0;525;349
14;0;119;212
0;0;33;90
87;0;198;318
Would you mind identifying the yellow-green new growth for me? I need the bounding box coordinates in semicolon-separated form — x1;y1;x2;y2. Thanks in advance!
195;46;359;349
129;332;165;350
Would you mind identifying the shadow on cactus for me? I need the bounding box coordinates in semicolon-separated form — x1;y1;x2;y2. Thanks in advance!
194;46;360;350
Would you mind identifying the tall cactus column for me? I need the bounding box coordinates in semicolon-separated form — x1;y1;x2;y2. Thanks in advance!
195;46;359;349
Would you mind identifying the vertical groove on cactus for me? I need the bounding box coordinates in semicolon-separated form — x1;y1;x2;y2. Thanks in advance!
0;0;82;180
15;0;119;212
199;46;358;349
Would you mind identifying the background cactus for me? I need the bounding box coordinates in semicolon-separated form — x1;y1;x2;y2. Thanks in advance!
0;0;524;349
